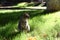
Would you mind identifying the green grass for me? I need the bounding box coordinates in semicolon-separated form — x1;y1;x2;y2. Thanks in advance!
0;10;60;40
16;2;41;7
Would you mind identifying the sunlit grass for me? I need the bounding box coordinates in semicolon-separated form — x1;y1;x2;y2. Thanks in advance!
17;2;28;7
0;9;36;13
0;10;60;40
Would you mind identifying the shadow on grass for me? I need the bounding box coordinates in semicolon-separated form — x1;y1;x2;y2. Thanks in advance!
0;10;44;26
0;10;57;26
0;23;21;40
0;11;24;26
29;10;57;18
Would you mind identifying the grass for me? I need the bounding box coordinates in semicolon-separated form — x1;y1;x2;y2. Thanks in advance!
0;9;60;40
16;2;42;7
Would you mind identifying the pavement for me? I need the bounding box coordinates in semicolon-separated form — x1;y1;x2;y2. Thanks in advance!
0;6;47;10
25;6;47;9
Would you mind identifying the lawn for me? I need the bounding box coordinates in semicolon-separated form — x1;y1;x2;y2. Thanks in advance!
0;9;60;40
